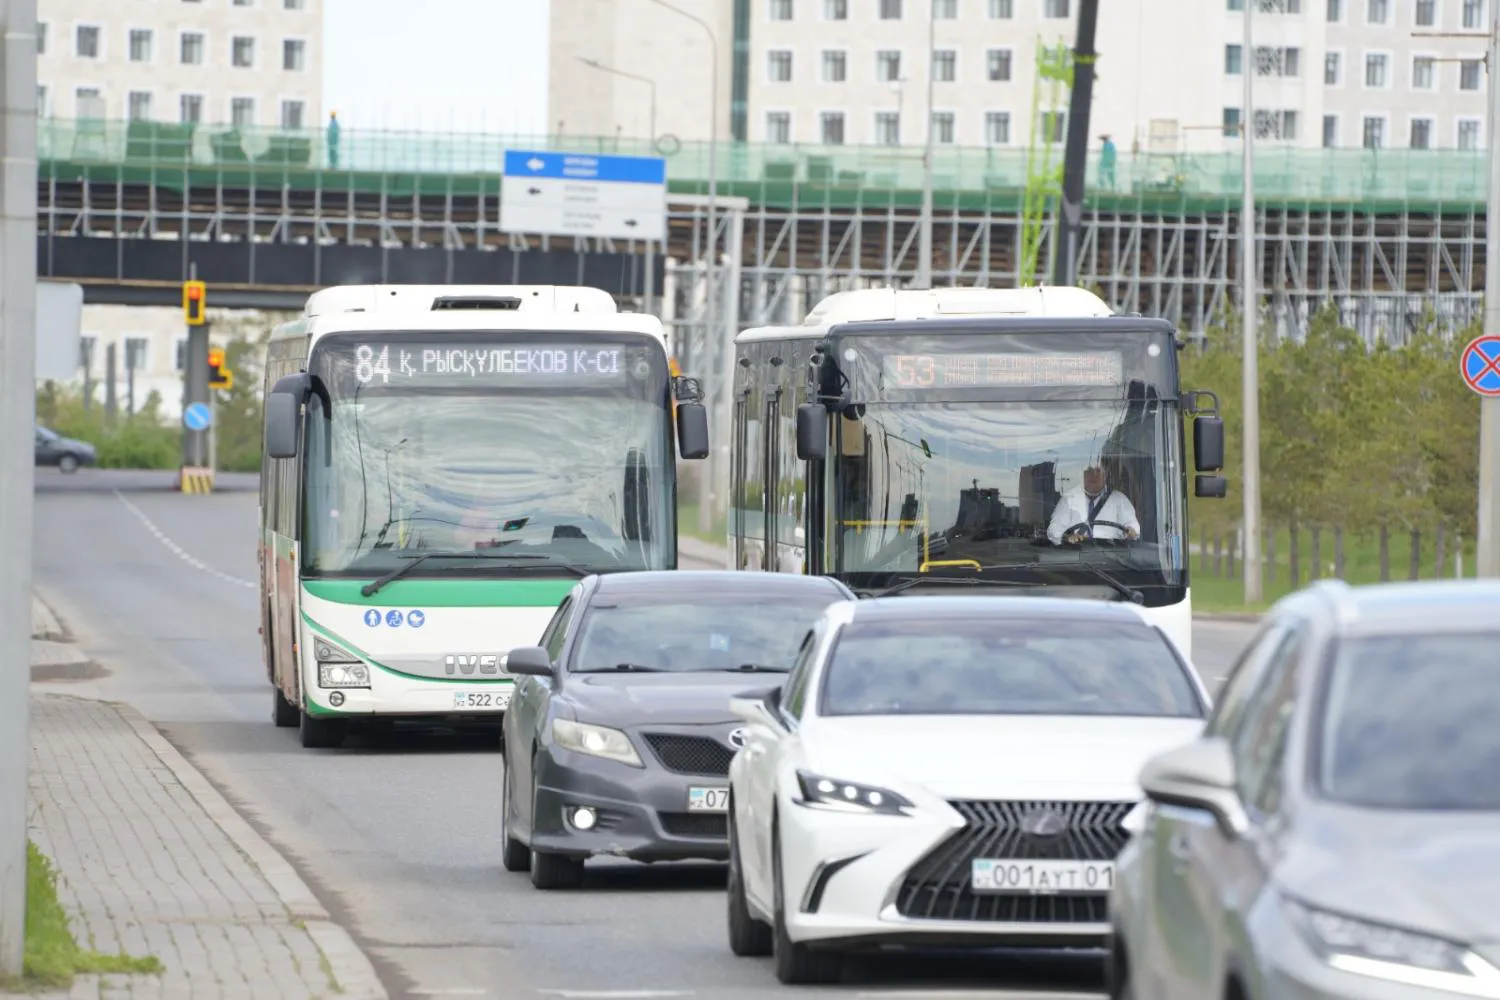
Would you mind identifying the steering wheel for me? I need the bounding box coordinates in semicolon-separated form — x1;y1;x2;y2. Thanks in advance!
1058;520;1135;545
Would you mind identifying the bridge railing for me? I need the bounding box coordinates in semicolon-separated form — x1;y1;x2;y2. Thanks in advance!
36;118;1492;208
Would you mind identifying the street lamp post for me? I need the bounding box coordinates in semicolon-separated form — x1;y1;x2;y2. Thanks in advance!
1241;0;1263;604
914;0;937;289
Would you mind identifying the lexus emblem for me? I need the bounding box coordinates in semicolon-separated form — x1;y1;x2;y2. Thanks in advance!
1018;808;1068;837
726;727;749;749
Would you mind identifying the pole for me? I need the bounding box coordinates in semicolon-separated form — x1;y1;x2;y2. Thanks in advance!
126;347;136;416
913;0;936;289
183;323;209;468
105;342;118;420
1478;0;1500;577
1051;0;1101;288
1240;0;1263;604
0;0;38;975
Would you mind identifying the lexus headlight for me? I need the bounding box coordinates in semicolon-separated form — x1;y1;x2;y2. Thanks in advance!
552;719;643;768
314;640;369;688
795;770;912;816
1285;898;1500;997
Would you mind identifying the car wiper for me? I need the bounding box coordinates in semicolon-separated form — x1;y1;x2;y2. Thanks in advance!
360;552;587;597
864;575;1034;599
976;561;1145;605
591;663;666;673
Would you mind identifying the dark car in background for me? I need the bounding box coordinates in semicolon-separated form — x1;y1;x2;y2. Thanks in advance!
499;569;856;890
34;425;96;473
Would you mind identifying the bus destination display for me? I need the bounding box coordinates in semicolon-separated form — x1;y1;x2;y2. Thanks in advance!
882;351;1124;389
347;343;630;385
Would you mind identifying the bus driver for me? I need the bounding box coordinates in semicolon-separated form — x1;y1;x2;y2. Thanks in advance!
1046;463;1140;545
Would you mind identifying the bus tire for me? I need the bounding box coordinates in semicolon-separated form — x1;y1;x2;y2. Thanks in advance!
299;711;346;749
272;685;299;728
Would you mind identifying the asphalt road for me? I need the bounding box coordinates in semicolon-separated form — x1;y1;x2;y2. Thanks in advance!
33;469;1258;1000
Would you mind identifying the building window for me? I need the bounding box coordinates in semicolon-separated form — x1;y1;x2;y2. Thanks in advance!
1255;46;1300;76
880;0;902;17
821;50;846;81
1040;110;1066;143
1282;47;1301;76
1463;0;1484;28
769;0;793;19
37;85;46;116
876;50;902;82
932;50;956;82
1366;0;1388;22
824;0;847;17
1461;59;1483;89
1409;117;1432;148
175;338;188;372
1325;51;1341;84
875;111;900;145
1223;106;1242;137
124;338;149;373
280;100;305;129
285;0;305;8
180;32;204;65
1364;52;1388;87
765;111;791;143
76;87;103;119
1254;108;1297;139
1327;0;1342;19
1362;115;1385;148
1322;114;1338;146
1411;55;1434;88
987;49;1012;81
820;111;845;144
934;0;958;16
75;25;100;59
931;111;955;144
232;36;255;68
1459;118;1482;149
1226;44;1243;75
180;94;203;123
283;39;305;71
129;29;152;63
767;49;793;82
985;110;1011;144
127;91;152;120
1044;0;1069;15
36;22;45;54
1228;0;1243;9
233;0;254;6
988;0;1012;14
231;97;255;127
1415;0;1436;24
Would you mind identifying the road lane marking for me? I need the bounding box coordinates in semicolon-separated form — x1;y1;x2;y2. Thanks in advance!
114;490;257;590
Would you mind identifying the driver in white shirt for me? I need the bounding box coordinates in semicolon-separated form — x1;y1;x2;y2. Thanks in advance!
1046;464;1140;545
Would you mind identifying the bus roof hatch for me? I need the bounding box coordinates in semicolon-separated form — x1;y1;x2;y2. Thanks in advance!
802;286;1113;326
302;284;620;318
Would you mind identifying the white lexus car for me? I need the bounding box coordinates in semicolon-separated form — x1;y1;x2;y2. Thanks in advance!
723;594;1212;985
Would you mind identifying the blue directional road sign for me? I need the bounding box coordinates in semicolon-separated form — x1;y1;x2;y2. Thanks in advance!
500;149;667;242
182;402;213;431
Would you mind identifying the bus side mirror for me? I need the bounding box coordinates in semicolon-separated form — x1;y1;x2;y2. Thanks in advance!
676;402;710;460
265;392;301;459
796;404;828;461
1193;415;1225;472
1195;475;1228;498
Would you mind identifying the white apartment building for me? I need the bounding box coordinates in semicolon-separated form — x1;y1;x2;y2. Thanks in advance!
550;0;1492;153
37;0;323;130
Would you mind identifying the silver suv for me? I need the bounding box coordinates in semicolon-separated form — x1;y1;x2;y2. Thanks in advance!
1108;577;1500;1000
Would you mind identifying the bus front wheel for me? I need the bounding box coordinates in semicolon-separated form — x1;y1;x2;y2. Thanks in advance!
299;710;346;749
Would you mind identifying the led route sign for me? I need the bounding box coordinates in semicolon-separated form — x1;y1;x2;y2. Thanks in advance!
348;343;629;384
882;351;1125;389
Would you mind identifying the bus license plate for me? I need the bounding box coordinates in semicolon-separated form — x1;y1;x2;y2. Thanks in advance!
453;691;511;711
971;859;1114;894
688;787;729;812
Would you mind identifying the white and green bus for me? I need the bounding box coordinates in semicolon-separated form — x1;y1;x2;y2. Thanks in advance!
258;284;709;748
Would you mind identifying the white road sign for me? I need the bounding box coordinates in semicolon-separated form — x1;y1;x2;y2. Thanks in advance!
500;150;668;242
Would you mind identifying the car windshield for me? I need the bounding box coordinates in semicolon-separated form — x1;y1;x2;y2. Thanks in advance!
1316;633;1500;810
818;617;1202;717
572;592;839;673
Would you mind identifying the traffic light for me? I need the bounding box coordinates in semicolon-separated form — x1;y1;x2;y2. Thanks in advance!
207;346;233;390
183;280;207;325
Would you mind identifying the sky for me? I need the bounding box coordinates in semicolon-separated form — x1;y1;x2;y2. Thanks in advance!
323;0;549;134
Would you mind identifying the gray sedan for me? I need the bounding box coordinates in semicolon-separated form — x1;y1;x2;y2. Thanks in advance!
1109;577;1500;1000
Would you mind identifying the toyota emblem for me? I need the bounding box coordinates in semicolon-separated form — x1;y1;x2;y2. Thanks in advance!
726;727;749;749
1018;808;1068;837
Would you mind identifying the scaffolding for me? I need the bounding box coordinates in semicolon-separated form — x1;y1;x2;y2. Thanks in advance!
1018;39;1073;287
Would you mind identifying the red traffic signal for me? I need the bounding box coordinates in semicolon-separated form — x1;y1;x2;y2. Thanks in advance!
183;280;207;324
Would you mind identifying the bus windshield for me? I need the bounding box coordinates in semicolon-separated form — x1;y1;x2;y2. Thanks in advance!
300;332;675;577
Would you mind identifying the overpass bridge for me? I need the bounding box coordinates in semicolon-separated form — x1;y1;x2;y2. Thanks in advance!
38;118;1491;363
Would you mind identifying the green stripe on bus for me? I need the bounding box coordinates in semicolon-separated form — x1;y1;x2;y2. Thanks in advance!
301;614;516;686
301;577;574;607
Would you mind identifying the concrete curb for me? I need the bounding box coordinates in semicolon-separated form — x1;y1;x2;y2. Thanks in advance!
678;535;730;567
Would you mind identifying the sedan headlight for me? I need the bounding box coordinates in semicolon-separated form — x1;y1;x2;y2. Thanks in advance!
1286;898;1500;997
552;719;643;768
795;770;912;816
314;640;369;688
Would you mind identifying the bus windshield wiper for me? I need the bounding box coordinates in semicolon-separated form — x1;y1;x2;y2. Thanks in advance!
865;575;1034;599
976;561;1145;605
724;663;789;673
574;663;667;673
360;552;587;597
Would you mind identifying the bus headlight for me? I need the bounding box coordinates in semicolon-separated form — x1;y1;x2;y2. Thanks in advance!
318;662;370;688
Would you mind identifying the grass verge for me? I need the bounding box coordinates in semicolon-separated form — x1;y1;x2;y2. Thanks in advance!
4;841;162;990
676;502;727;548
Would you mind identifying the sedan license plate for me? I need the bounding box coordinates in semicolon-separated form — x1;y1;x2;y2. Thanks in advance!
971;859;1114;894
452;690;511;711
687;787;730;812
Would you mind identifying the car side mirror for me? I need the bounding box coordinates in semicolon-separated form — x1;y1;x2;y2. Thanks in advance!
676;401;710;460
729;685;784;730
795;404;828;461
264;391;301;459
1139;737;1248;839
505;646;554;678
1195;475;1228;498
1193;415;1225;472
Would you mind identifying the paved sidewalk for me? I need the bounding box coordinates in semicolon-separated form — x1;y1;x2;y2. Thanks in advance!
7;596;387;1000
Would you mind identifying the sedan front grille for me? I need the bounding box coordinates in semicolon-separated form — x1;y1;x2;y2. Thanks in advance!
895;800;1135;923
642;734;734;776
